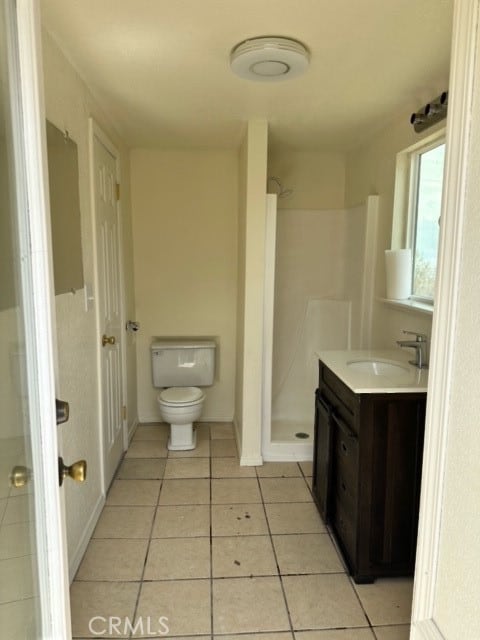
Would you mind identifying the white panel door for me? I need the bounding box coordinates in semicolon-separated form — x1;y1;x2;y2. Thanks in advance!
0;1;70;637
92;128;124;488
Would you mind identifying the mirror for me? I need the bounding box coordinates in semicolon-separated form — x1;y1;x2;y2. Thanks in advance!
46;120;83;295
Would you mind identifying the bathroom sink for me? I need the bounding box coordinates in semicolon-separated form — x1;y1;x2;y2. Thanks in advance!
346;359;410;376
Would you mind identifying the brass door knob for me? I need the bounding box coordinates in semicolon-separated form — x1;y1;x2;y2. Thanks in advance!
10;465;31;488
102;334;116;347
58;457;87;486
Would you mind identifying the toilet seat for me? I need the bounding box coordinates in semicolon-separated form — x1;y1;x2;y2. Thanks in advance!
158;386;205;406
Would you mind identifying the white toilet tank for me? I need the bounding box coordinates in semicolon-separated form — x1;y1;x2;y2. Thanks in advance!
151;339;216;387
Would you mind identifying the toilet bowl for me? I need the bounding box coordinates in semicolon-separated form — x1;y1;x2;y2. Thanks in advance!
157;386;205;450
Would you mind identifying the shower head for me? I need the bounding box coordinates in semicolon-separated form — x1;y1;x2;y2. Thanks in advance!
268;176;293;198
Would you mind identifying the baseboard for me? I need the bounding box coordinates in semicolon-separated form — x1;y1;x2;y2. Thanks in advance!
128;416;139;443
139;413;162;424
233;417;242;455
232;418;263;466
411;619;445;640
68;493;105;583
138;413;234;424
240;454;263;466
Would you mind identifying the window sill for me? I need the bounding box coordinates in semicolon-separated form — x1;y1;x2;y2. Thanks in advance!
379;297;434;316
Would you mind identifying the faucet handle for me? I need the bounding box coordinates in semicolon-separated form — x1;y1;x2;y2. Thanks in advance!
402;330;428;342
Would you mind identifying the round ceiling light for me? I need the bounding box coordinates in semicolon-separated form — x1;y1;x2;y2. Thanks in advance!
230;36;310;82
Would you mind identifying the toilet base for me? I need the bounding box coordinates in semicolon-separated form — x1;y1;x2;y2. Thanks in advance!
168;423;197;451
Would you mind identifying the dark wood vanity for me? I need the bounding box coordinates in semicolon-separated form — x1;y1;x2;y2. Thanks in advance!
312;359;426;583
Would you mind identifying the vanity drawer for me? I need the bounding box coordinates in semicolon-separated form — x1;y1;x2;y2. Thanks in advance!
321;364;359;415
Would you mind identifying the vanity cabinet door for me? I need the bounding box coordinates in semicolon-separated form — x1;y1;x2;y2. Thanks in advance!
312;390;334;523
332;412;359;514
331;412;359;568
366;395;426;571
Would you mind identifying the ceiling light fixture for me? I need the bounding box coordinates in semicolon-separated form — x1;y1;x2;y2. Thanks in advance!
230;36;310;82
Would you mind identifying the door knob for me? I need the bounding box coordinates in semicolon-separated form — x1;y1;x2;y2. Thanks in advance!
10;465;31;488
102;334;116;347
58;457;87;486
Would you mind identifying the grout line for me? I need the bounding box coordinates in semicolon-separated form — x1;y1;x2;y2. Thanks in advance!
127;455;166;639
255;467;295;637
348;573;375;631
324;523;351;574
322;517;374;631
211;630;368;638
72;569;352;584
132;531;334;540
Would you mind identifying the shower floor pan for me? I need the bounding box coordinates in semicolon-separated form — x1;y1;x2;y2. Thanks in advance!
263;419;314;462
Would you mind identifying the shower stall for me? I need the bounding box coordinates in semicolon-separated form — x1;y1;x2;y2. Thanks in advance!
262;195;378;461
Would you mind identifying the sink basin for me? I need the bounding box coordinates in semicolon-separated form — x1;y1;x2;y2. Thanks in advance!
347;359;410;376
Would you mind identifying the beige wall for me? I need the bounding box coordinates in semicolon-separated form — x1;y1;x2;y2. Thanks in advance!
234;134;247;451
234;120;268;465
344;110;447;349
433;16;480;635
41;30;137;576
268;150;346;210
130;150;238;423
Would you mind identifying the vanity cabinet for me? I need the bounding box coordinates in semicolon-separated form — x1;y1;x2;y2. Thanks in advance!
312;360;426;583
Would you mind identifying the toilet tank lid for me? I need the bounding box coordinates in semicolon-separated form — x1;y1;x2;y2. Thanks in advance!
151;339;216;351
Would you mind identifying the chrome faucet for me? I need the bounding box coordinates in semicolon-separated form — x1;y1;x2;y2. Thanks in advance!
396;330;429;369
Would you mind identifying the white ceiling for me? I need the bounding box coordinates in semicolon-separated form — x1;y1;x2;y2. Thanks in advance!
40;0;453;151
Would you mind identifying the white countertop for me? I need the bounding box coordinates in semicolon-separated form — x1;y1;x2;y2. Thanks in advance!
316;349;429;394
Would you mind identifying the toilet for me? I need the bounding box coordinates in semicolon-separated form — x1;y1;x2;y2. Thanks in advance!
151;339;216;450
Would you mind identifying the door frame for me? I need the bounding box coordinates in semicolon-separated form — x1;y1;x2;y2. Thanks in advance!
11;0;71;636
88;118;127;494
411;0;478;637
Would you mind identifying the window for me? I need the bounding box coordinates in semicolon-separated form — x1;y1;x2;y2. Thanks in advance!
391;132;446;308
409;141;445;301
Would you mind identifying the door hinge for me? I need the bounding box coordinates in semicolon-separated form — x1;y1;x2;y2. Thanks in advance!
122;405;127;421
116;182;120;201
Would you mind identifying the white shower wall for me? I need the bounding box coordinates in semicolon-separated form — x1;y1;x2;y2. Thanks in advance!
272;298;351;428
270;206;367;445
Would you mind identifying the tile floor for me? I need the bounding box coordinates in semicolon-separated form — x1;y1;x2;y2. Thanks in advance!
71;423;413;639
